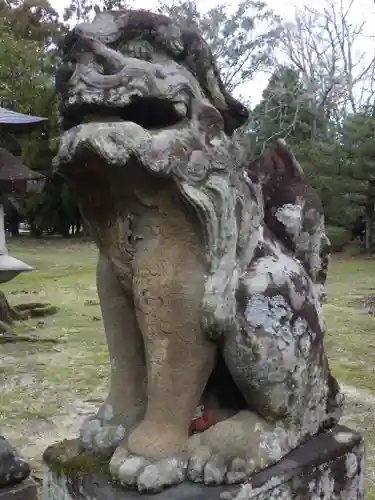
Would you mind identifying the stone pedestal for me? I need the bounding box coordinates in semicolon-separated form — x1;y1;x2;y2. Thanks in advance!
0;437;37;500
42;425;365;500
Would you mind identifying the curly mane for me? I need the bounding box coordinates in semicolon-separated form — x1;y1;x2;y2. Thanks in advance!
169;137;263;338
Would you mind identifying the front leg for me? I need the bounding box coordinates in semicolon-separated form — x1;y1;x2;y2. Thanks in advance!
108;205;217;481
128;228;217;459
79;253;147;457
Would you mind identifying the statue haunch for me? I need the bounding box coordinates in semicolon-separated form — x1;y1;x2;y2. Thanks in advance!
54;9;344;494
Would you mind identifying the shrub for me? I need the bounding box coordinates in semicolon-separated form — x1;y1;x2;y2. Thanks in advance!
326;225;352;252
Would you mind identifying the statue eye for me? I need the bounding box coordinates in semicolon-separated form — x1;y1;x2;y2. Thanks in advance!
90;60;104;74
118;39;154;61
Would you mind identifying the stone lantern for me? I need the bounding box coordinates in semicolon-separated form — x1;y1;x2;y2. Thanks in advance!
0;106;46;500
0;106;46;282
0;147;45;283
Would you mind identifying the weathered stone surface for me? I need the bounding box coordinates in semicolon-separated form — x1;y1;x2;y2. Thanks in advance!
43;425;364;499
49;6;355;495
247;139;330;303
0;479;37;500
0;438;30;487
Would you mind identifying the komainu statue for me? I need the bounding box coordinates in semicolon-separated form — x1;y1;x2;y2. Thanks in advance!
53;9;344;494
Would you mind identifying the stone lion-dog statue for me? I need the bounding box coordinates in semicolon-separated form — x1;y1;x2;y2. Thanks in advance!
52;9;343;494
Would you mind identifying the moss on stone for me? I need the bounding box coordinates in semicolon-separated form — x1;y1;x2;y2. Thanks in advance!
43;439;111;478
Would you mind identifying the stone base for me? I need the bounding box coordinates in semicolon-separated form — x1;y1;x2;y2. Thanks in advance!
0;437;30;487
0;437;37;500
0;479;38;500
42;425;365;500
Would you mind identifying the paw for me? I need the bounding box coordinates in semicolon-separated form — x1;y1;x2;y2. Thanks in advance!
107;412;292;493
109;446;187;493
79;404;126;458
186;412;291;486
109;444;256;493
187;446;256;486
80;416;126;457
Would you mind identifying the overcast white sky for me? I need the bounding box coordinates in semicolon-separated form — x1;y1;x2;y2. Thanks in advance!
50;0;375;105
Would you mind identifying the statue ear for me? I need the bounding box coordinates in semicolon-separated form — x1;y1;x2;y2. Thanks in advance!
180;27;249;135
205;68;249;136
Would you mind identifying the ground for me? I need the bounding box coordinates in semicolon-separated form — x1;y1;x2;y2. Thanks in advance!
0;238;374;496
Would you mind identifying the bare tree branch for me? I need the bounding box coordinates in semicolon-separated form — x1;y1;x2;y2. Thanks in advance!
277;0;375;123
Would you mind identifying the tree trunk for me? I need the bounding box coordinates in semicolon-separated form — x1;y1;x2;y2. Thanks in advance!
30;224;42;238
365;178;375;252
82;219;91;239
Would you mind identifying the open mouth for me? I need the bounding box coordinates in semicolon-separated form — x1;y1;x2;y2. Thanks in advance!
61;96;189;131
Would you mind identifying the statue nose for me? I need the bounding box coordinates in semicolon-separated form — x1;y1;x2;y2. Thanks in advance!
55;61;76;91
60;25;92;58
71;26;86;40
69;24;99;45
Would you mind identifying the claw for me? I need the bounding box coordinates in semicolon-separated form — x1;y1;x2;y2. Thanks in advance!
137;457;187;493
187;446;211;482
225;457;247;484
203;454;226;485
117;456;150;487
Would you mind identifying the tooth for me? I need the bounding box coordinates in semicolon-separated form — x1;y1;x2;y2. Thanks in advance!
174;102;187;118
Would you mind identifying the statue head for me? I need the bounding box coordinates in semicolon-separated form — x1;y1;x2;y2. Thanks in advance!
55;10;248;136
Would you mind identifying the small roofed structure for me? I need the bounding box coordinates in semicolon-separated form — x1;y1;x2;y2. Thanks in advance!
0;148;45;282
0;147;44;193
0;106;48;156
0;106;47;133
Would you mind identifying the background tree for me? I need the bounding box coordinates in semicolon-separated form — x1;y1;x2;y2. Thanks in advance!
233;0;375;251
0;0;63;43
0;0;81;237
244;66;324;155
2;0;375;250
156;0;282;93
278;0;375;124
338;110;375;249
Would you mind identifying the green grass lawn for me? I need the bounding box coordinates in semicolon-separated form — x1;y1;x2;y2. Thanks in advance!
324;255;375;497
0;238;374;494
